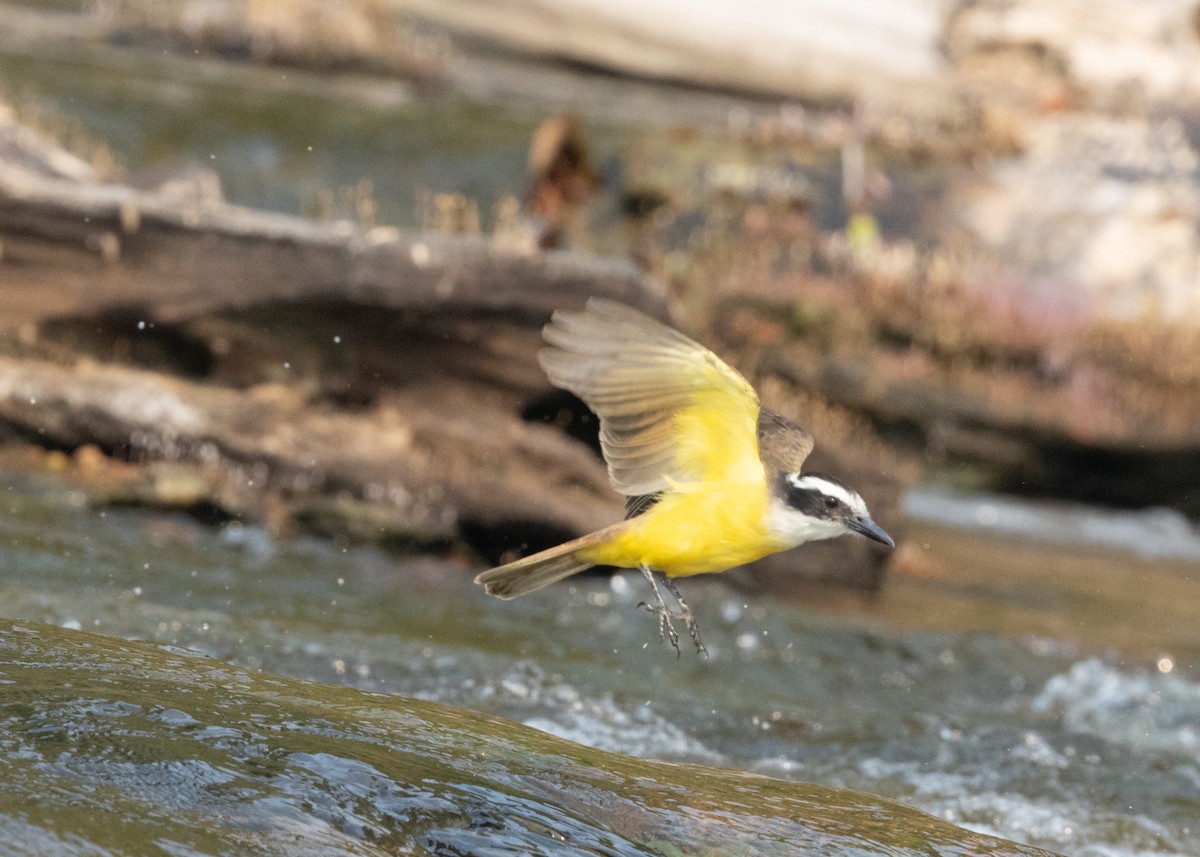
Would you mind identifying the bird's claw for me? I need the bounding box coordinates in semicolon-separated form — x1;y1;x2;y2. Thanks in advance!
661;574;707;657
637;566;706;657
639;599;682;655
680;608;707;657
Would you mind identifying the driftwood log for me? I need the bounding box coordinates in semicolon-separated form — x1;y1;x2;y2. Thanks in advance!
0;121;648;553
0;355;616;547
0;159;665;331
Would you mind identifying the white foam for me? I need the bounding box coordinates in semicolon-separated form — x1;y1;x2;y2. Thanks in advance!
1032;659;1200;755
417;659;718;761
523;699;717;761
851;757;1187;856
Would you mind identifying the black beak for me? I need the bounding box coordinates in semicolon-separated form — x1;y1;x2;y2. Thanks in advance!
847;516;895;548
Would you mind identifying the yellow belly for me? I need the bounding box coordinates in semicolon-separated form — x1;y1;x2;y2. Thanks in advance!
579;480;786;577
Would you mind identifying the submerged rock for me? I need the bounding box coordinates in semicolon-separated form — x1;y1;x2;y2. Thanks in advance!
0;619;1059;856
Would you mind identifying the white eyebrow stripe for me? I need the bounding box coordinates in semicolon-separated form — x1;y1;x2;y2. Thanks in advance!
787;475;864;512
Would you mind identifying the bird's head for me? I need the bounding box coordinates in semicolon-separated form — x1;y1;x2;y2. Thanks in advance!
768;472;895;549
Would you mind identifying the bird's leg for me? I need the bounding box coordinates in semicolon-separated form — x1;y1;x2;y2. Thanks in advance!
637;565;680;655
661;575;707;657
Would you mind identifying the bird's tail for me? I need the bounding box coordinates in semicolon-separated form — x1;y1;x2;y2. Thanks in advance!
474;526;622;600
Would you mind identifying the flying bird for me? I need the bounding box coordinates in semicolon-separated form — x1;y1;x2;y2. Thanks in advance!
475;299;893;654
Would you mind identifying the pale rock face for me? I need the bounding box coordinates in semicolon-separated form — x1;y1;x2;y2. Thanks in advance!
945;0;1200;323
950;0;1200;107
402;0;946;103
957;115;1200;322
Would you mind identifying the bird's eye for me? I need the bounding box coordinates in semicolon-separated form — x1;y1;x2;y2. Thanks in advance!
824;496;838;509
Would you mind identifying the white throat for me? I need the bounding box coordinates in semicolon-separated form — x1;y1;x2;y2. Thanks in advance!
766;500;848;548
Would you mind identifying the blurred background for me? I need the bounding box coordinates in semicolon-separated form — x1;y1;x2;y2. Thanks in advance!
0;1;1198;854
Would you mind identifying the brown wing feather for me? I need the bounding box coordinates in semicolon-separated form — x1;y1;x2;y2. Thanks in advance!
756;409;814;473
539;298;762;497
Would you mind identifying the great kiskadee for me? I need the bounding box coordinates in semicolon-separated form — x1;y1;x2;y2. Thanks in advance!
475;299;894;653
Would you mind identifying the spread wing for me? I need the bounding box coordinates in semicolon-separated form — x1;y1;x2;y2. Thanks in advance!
539;298;763;496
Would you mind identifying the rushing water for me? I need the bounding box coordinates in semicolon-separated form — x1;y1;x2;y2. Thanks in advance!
0;473;1196;855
